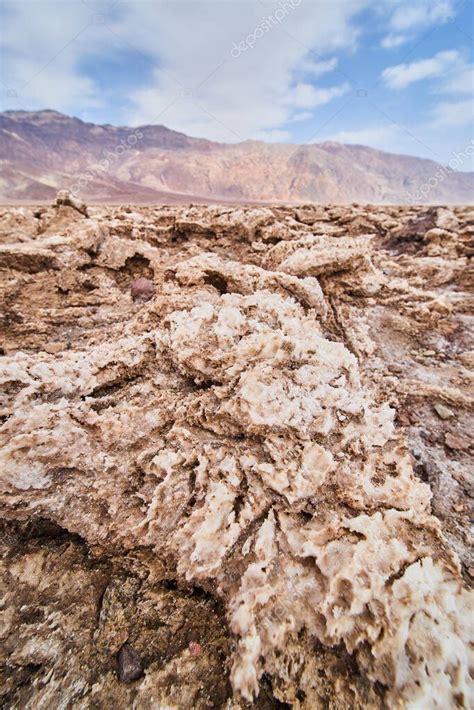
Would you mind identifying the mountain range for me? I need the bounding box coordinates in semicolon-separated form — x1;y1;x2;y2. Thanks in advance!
1;109;472;204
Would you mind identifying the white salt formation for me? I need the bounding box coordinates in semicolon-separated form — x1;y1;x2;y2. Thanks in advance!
0;200;472;708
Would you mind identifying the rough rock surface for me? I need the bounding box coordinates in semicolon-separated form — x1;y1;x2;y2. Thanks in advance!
1;197;473;709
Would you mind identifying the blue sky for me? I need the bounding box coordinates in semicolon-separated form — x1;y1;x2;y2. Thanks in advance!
1;0;473;168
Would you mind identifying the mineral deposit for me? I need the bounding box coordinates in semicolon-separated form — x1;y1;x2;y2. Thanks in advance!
1;197;473;708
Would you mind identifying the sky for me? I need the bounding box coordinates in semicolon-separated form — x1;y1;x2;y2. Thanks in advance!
0;0;473;169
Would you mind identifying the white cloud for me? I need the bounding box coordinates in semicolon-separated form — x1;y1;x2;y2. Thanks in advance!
440;65;474;94
380;33;408;49
321;124;403;149
297;57;338;76
0;0;470;155
0;1;103;112
379;0;456;51
388;0;455;31
289;82;349;109
432;98;473;127
290;110;314;122
382;50;460;89
114;0;367;141
1;0;361;139
381;46;473;130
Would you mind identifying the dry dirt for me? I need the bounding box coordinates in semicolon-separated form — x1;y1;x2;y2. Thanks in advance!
0;198;473;709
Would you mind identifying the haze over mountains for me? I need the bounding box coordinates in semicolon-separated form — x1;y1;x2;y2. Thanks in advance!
1;110;472;204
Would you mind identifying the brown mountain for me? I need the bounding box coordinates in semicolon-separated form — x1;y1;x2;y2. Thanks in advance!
1;109;472;203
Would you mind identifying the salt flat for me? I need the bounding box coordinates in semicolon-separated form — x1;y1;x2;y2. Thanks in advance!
1;196;472;708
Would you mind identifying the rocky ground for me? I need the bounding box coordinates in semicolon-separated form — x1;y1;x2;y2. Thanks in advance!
0;196;473;709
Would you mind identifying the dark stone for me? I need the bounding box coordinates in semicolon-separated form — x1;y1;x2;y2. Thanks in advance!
130;277;155;302
117;642;143;682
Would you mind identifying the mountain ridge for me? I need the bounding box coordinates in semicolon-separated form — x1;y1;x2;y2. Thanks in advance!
1;110;472;203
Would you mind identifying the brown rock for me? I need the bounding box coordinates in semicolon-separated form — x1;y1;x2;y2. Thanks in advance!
130;277;155;302
396;410;411;427
445;432;471;451
117;642;143;682
54;189;89;217
392;211;437;241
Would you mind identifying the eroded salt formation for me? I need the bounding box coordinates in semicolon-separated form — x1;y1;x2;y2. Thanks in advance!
1;197;473;708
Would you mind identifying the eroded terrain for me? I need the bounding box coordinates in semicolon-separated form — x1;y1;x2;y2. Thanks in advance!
0;197;473;708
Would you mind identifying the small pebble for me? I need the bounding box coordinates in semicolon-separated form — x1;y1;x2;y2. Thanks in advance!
433;403;454;420
189;641;203;656
117;642;143;682
130;277;155;302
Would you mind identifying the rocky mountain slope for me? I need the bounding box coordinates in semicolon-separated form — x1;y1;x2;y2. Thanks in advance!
1;110;473;204
0;195;472;708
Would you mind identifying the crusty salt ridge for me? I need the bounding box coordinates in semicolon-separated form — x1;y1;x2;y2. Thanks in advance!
0;195;473;709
